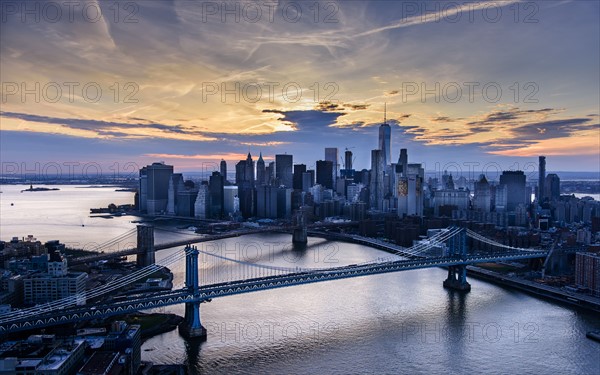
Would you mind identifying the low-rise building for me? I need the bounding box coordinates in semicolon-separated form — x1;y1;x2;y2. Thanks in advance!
22;250;87;305
0;337;85;375
23;272;87;305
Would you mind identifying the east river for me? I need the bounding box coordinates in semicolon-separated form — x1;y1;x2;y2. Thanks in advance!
1;185;598;374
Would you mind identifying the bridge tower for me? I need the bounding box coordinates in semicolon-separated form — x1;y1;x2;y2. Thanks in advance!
136;225;155;267
178;245;207;339
443;227;471;292
292;209;308;244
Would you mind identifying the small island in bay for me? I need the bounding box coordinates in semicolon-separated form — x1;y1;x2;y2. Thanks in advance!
21;184;60;192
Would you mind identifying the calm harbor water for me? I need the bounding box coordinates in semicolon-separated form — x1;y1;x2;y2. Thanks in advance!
1;185;599;374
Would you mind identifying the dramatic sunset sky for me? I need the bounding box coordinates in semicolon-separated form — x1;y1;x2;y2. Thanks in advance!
1;0;598;173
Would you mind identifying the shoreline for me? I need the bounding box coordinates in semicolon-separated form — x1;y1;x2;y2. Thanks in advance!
466;266;600;313
124;312;183;342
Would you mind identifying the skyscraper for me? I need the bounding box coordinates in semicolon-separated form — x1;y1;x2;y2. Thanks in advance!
176;182;198;218
275;154;293;188
266;162;275;185
256;153;266;186
245;153;254;187
139;162;174;215
539;156;546;202
344;149;353;170
408;164;424;217
256;185;278;218
370;149;384;210
545;173;560;201
194;183;209;219
167;173;184;215
235;155;255;218
398;148;407;175
220;159;227;182
302;171;314;192
234;154;255;186
325;148;338;188
316;160;334;189
473;174;491;212
499;170;527;211
293;164;307;190
235;160;247;186
277;188;293;218
209;171;224;219
379;105;391;166
223;186;238;215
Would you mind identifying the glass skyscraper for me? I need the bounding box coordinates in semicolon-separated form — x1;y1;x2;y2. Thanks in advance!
379;123;391;167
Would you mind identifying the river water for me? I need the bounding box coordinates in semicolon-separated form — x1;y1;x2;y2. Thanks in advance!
1;185;599;374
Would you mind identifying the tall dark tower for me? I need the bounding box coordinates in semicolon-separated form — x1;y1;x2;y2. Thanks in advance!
370;149;384;210
256;153;266;186
236;154;255;218
266;162;275;186
275;154;293;188
209;171;224;218
220;159;227;182
545;173;560;201
325;148;338;188
245;153;254;187
378;103;391;167
293;164;307;190
398;148;408;175
499;170;527;211
344;150;353;170
538;156;546;202
316;160;334;189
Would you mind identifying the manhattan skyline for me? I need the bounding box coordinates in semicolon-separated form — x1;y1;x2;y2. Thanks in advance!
1;1;599;172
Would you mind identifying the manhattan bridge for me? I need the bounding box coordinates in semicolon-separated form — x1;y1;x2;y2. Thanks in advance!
0;224;551;338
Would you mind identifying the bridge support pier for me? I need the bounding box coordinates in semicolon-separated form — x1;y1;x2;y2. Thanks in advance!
443;265;471;291
136;225;155;267
179;301;207;339
178;245;207;340
292;209;308;244
443;228;470;291
292;227;307;244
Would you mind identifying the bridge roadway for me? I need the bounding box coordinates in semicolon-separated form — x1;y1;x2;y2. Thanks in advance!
307;230;428;259
1;249;548;333
69;222;358;265
70;227;274;265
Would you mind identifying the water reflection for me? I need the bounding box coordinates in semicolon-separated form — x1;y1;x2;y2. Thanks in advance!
183;338;204;373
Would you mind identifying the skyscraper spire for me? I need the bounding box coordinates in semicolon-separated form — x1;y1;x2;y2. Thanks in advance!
384;102;387;124
256;152;265;186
